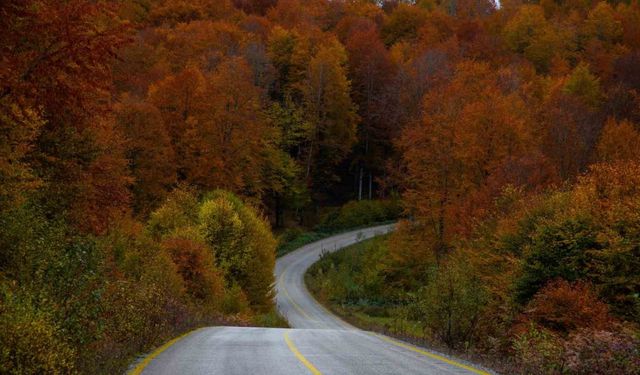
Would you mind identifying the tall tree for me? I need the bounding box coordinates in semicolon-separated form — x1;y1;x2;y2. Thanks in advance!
302;39;359;199
345;23;396;200
399;62;535;260
115;100;177;215
0;0;132;232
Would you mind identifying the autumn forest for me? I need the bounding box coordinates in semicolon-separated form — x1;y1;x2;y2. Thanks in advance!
2;0;640;373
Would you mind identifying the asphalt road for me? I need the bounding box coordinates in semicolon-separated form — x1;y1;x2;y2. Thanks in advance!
138;224;492;375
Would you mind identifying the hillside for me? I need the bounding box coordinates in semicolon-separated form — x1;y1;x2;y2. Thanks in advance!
2;0;640;373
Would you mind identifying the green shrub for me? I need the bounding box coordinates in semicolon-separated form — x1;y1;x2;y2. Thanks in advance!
316;199;401;232
147;187;199;239
515;217;599;304
221;284;250;315
306;237;392;306
252;310;289;328
0;189;279;374
200;190;276;312
512;323;566;375
416;257;488;348
277;231;326;257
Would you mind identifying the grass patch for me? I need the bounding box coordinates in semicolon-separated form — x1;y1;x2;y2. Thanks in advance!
303;235;423;338
252;310;289;328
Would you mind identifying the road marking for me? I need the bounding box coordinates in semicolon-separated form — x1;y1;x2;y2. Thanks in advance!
129;328;202;375
279;267;316;322
284;331;323;375
372;333;491;375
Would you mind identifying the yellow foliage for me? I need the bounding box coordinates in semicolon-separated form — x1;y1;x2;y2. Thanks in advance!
0;290;77;374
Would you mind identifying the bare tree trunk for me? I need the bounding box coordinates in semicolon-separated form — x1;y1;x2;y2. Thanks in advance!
358;167;363;201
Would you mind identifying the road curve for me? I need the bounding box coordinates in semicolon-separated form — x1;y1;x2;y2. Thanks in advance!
138;224;492;375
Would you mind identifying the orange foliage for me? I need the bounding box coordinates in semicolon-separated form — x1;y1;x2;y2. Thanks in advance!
115;100;176;215
399;62;537;254
596;118;640;163
523;279;614;335
70;119;133;235
162;237;225;305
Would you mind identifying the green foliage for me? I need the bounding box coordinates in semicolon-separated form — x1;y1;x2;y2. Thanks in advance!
221;284;251;315
251;310;290;328
316;199;401;232
147;187;199;239
0;188;279;374
307;235;489;350
504;5;549;54
277;199;400;257
503;4;569;72
563;63;602;108
416;258;488;348
199;190;276;311
277;230;327;257
515;217;600;304
582;2;623;44
512;324;565;375
307;237;390;306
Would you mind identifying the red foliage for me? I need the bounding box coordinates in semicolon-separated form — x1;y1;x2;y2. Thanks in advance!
0;0;130;122
524;279;614;335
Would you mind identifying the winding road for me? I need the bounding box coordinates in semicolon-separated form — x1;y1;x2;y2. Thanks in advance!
136;224;492;375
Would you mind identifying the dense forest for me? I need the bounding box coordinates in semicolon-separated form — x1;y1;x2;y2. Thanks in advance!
1;0;640;373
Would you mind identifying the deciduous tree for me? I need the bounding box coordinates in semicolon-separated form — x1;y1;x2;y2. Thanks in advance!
302;39;358;195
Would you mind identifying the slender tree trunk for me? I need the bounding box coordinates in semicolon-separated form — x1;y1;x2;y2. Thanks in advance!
368;171;373;200
358;167;363;201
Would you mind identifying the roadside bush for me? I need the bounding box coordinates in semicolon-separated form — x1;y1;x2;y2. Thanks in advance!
0;288;76;375
147;187;199;239
90;225;189;373
564;328;640;375
1;189;280;374
199;190;276;312
515;217;599;304
306;237;390;306
221;284;251;315
278;227;306;245
512;323;566;375
276;230;326;257
417;256;488;348
523;280;612;335
161;232;225;308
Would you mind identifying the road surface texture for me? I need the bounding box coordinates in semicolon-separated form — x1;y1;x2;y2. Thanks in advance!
137;224;492;375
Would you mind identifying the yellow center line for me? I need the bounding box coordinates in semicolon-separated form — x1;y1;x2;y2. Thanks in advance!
371;333;491;375
129;328;203;375
284;331;323;375
279;266;316;322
